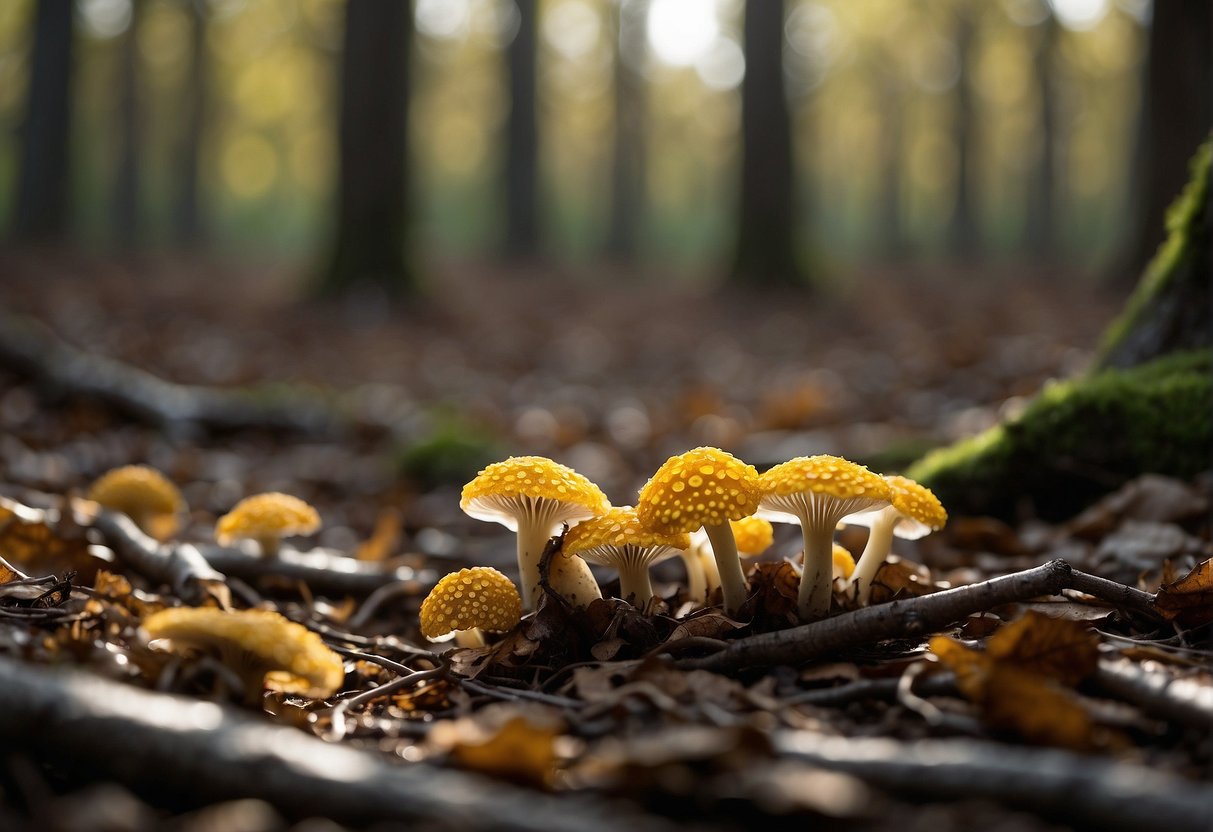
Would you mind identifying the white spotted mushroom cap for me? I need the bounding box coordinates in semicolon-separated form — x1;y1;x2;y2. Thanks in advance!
636;447;760;534
420;567;523;639
846;475;947;540
460;456;610;532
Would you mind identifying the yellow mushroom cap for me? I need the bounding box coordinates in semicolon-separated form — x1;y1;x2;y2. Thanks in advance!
731;516;774;557
758;455;892;525
832;543;856;579
563;506;689;569
845;474;947;540
420;567;522;639
88;465;184;530
142;607;345;698
460;457;610;532
215;493;321;546
635;447;760;534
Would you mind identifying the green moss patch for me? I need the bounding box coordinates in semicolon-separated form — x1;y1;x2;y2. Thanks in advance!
907;350;1212;520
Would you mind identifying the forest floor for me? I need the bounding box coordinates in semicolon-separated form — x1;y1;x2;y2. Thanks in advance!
0;250;1208;832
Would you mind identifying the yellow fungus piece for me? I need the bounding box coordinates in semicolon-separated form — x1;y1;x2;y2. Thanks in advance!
420;567;522;639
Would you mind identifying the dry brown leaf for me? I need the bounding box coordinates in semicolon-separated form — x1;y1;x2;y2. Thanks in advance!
1067;475;1209;540
931;612;1113;751
1152;558;1213;627
0;497;112;582
868;556;939;603
429;706;565;788
985;610;1098;686
355;507;402;562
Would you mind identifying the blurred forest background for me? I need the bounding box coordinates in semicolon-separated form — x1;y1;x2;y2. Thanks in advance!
1;0;1209;288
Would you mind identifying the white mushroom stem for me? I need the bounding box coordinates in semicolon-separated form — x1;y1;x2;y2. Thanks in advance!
849;506;902;605
614;549;655;606
702;522;748;616
257;536;281;559
798;522;838;621
454;628;486;648
697;543;721;598
678;548;707;604
515;521;555;610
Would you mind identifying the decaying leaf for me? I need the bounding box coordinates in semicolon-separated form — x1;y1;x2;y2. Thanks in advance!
745;561;801;629
355;507;402;562
984;610;1098;686
0;497;112;583
930;612;1110;751
1066;475;1209;540
868;556;940;604
1152;558;1213;627
427;704;567;788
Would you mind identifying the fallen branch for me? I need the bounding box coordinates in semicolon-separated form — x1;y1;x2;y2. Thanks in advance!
91;510;226;604
679;560;1157;673
85;510;435;597
1095;657;1213;729
0;657;673;832
774;730;1213;832
0;312;341;438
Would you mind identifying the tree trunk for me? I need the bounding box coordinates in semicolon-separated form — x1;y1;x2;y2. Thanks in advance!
1124;0;1212;280
174;0;209;247
320;0;413;295
1024;10;1058;258
732;0;802;287
877;70;905;258
114;0;144;249
504;0;539;258
1097;139;1210;370
13;0;74;243
948;3;979;258
605;0;647;261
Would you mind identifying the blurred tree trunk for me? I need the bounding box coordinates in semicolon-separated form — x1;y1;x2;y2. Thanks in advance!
732;0;802;287
320;0;413;295
1124;0;1211;281
505;0;539;258
605;0;647;261
948;3;978;258
13;0;74;243
114;0;144;249
877;71;905;258
1024;10;1058;258
174;0;209;247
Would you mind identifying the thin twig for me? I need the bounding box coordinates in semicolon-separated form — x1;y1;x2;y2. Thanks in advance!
460;678;586;709
680;560;1160;674
1094;657;1213;729
774;730;1213;832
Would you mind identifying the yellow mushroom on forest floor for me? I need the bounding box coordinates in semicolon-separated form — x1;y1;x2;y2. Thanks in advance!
142;607;345;705
88;465;185;541
420;567;522;648
215;492;321;558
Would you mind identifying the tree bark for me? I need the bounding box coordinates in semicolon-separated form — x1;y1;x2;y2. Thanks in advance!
113;0;144;249
947;3;979;258
732;0;803;287
174;0;209;247
13;0;74;243
505;0;540;258
1024;10;1058;258
1125;0;1212;278
604;0;647;261
320;0;413;295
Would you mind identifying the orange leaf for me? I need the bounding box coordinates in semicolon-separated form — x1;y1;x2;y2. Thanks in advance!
981;665;1103;752
985;610;1098;686
1153;558;1213;627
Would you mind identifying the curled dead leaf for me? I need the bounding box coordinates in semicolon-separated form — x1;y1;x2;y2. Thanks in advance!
1152;558;1213;627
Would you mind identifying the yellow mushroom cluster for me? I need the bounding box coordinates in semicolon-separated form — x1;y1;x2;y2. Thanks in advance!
443;449;947;631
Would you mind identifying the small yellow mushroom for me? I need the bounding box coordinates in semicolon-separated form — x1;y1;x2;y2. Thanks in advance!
88;465;184;540
636;447;760;616
758;455;892;621
420;567;522;647
142;607;345;704
846;475;946;604
563;506;689;606
215;492;321;558
461;457;608;610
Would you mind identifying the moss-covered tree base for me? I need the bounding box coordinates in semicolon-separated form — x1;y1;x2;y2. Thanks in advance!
906;350;1212;520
